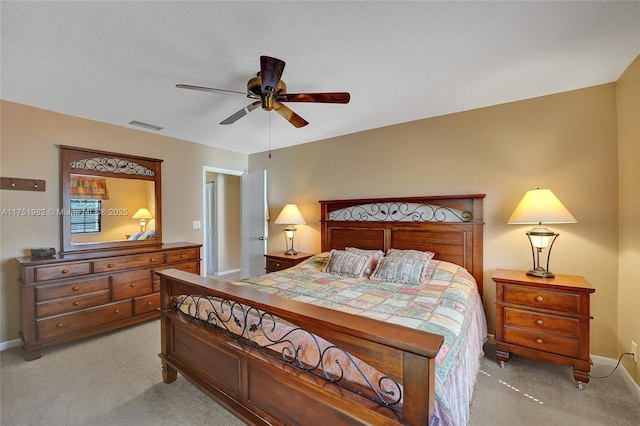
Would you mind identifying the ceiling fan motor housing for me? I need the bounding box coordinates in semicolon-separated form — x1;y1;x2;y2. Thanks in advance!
248;75;286;111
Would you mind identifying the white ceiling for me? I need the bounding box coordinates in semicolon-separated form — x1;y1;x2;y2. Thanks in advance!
2;1;638;155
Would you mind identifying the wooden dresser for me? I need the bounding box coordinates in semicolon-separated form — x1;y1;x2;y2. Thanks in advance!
493;269;595;388
17;242;201;360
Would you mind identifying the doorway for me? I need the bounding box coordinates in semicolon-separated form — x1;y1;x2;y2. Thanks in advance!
203;167;243;278
201;166;268;280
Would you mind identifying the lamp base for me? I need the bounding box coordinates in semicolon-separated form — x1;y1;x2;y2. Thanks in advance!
283;248;298;256
526;269;555;279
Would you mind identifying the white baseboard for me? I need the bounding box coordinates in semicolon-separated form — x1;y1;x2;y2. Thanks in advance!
215;268;241;276
592;354;640;402
0;338;21;352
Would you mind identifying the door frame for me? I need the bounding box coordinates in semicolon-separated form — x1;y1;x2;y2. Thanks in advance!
201;166;244;277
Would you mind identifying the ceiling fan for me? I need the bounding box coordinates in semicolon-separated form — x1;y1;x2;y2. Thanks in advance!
177;56;350;128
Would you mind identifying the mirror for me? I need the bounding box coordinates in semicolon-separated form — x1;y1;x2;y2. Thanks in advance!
61;145;163;253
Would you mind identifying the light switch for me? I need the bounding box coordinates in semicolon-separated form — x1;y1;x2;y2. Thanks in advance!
192;220;201;230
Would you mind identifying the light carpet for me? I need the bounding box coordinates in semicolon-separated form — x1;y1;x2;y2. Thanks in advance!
1;320;639;425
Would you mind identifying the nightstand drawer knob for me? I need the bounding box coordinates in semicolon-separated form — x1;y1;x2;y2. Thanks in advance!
275;263;281;267
535;319;544;325
536;338;544;344
535;296;544;302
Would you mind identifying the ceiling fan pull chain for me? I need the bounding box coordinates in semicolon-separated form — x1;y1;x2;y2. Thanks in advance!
268;113;272;159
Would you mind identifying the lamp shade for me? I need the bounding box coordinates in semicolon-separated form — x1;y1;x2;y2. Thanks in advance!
274;204;306;225
132;208;153;220
508;189;577;224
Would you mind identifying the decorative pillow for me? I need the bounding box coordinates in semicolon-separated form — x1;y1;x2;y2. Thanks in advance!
323;249;371;278
138;229;156;240
370;256;429;286
345;247;385;276
385;249;435;280
385;249;435;262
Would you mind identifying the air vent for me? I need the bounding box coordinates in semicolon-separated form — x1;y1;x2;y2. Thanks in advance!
128;120;164;131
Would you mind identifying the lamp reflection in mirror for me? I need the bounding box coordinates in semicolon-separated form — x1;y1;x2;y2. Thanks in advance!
274;204;306;255
508;188;577;278
132;208;153;232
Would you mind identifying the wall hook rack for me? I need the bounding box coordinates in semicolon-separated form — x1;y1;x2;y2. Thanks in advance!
0;177;46;192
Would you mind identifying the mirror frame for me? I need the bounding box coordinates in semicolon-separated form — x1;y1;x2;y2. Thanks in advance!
60;145;163;253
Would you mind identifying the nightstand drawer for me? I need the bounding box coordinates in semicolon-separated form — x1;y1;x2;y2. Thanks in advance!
503;285;580;312
266;257;296;272
504;308;580;338
504;327;578;358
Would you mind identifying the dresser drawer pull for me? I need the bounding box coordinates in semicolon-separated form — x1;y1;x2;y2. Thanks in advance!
535;296;544;302
72;286;80;291
107;263;114;268
114;309;120;314
57;323;64;328
146;301;153;306
535;319;544;325
72;301;80;307
180;254;186;258
149;258;156;262
275;263;281;267
535;338;544;344
61;269;69;274
130;283;136;288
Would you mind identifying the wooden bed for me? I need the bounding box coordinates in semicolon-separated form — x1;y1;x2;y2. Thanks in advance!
157;194;485;425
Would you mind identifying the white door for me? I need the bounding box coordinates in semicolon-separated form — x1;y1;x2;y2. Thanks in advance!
241;170;268;278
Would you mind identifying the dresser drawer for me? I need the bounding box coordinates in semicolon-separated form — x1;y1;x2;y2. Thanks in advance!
111;269;153;300
93;253;165;273
504;308;580;339
134;293;160;315
166;248;199;263
34;262;91;282
36;291;110;318
35;277;110;302
504;327;578;358
503;285;580;312
37;300;132;340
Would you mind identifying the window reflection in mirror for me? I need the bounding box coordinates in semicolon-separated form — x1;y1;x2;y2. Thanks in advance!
70;175;156;244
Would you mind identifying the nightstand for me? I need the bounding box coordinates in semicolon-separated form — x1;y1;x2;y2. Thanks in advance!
265;251;314;273
493;269;595;389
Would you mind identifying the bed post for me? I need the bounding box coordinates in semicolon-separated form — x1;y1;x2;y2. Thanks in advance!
158;273;177;384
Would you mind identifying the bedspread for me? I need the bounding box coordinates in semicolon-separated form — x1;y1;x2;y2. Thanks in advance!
174;253;487;425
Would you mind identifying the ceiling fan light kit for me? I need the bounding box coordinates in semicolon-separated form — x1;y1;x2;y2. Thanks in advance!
177;56;350;128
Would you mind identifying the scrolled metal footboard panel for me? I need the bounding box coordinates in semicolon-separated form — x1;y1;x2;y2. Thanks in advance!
173;294;403;410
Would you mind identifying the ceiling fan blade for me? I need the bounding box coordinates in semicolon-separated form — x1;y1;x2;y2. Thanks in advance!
273;102;309;128
220;101;261;125
260;56;285;109
276;92;351;104
176;84;245;96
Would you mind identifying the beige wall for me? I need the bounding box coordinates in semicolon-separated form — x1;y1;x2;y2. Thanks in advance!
616;56;640;384
0;100;247;343
250;83;620;360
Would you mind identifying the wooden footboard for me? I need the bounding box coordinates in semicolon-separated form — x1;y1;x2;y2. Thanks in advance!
158;269;444;425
